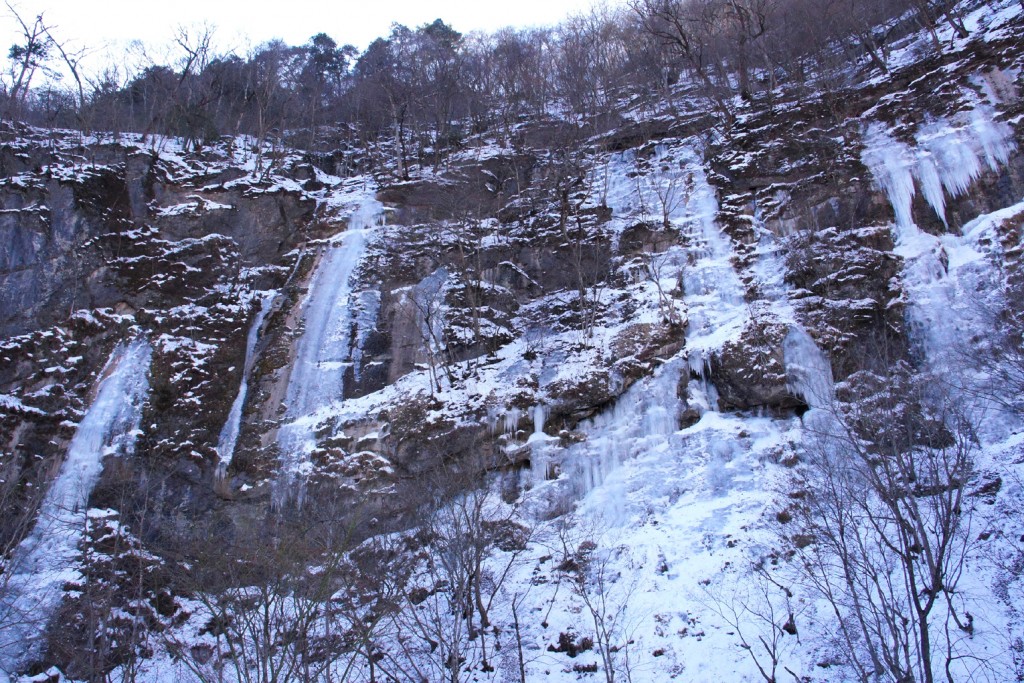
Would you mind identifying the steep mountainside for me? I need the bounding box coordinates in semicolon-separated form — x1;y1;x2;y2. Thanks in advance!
2;2;1024;681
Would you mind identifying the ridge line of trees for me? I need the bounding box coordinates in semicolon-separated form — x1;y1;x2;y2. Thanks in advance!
2;0;987;169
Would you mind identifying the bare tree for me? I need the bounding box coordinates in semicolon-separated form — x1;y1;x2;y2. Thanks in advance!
387;465;532;682
4;3;51;108
644;249;684;326
168;511;358;683
791;362;979;683
554;519;641;683
409;267;456;393
39;23;90;123
699;559;803;683
629;0;735;122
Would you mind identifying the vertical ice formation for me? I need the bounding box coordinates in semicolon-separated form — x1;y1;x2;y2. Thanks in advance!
216;291;275;475
595;148;640;218
861;104;1016;381
596;144;698;237
678;146;748;391
503;407;523;436
525;404;553;484
0;339;152;676
527;142;750;515
532;404;547;436
536;356;684;519
276;199;382;487
861;104;1015;236
861;124;919;233
748;198;836;410
783;327;835;409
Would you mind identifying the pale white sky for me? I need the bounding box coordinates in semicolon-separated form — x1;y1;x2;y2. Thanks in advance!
3;0;602;85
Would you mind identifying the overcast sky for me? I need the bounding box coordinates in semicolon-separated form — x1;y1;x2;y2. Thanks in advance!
3;0;601;83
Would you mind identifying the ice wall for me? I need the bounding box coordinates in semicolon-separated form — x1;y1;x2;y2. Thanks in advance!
0;339;152;676
677;146;748;389
861;103;1014;236
528;142;752;517
783;327;835;409
748;199;835;409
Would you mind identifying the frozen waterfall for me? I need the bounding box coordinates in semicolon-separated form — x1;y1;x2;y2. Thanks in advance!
861;102;1017;388
748;197;835;410
216;291;276;476
678;146;748;393
783;327;835;409
861;105;1013;234
528;142;751;518
276;199;383;495
528;357;686;522
598;142;749;385
0;339;152;677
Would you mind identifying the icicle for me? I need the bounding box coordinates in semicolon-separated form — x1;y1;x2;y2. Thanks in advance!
862;102;1019;439
973;107;1014;171
532;404;547;436
688;349;709;379
914;151;948;226
486;405;501;436
503;407;522;437
862;104;1015;230
861;123;918;233
783;326;834;409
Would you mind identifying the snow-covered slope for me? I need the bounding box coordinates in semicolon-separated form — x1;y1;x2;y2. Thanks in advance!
1;1;1023;681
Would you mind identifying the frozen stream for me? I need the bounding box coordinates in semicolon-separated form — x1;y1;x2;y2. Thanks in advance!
0;339;152;678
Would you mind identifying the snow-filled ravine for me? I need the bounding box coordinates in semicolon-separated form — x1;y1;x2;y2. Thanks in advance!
0;339;152;679
275;197;384;501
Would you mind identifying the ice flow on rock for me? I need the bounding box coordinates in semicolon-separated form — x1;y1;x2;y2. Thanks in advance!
0;339;152;677
275;199;383;497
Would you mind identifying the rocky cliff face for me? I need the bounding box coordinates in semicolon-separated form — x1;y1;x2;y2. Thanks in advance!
2;3;1024;681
